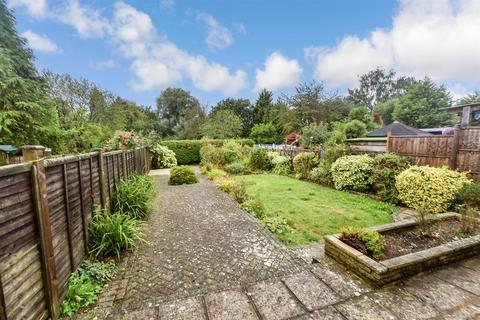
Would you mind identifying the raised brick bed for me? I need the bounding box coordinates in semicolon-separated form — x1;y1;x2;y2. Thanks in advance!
324;213;480;287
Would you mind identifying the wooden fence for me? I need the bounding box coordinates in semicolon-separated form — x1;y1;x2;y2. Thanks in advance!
0;147;149;320
389;127;480;180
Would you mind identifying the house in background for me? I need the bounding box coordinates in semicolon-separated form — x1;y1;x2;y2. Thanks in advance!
366;121;433;137
446;103;480;127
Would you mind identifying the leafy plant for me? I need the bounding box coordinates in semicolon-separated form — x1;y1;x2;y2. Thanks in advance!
340;227;385;259
89;210;145;258
200;143;225;165
216;177;250;204
222;140;243;164
150;144;177;168
112;175;155;219
310;161;333;186
249;123;278;144
250;147;273;171
240;198;266;219
107;130;142;150
331;155;374;191
299;122;328;148
271;154;292;175
368;153;411;203
224;162;245;175
262;215;293;235
293;152;318;180
456;182;480;233
61;260;117;316
169;166;198;185
396;166;471;213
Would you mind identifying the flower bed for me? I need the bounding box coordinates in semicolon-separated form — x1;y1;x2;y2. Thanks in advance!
324;213;480;287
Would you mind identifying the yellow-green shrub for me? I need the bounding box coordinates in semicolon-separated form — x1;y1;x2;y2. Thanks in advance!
330;155;374;191
293;152;318;179
395;166;471;213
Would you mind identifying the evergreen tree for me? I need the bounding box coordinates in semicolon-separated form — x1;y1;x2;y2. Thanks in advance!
253;89;273;125
211;98;252;137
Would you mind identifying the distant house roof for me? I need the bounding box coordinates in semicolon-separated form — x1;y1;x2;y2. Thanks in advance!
367;121;433;137
0;145;17;154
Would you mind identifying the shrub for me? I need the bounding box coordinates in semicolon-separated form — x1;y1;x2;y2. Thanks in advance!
61;260;117;316
293;152;318;180
224;162;245;175
395;166;471;213
343;120;367;139
200;143;224;165
331;155;374;191
89;211;144;258
112;175;155;219
222;140;243;164
202;166;228;180
250;147;273;171
310;161;333;185
160;140;202;164
271;154;292;175
150;144;177;169
169;166;198;185
457;182;480;209
107;130;142;150
262;216;293;235
340;227;385;259
240;198;266;219
299;122;329;149
249;123;278;144
368;153;411;203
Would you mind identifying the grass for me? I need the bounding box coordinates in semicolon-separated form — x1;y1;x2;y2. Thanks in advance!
234;174;394;246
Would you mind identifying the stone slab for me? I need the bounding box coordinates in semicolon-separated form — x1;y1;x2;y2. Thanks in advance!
293;306;345;320
111;307;157;320
434;265;480;295
248;280;304;320
335;296;397;320
205;289;258;320
157;297;206;320
283;271;340;311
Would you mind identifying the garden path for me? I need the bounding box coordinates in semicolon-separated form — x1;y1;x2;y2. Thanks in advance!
76;168;480;320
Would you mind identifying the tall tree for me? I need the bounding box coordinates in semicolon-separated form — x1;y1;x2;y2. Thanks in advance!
200;110;243;139
393;78;453;128
211;98;252;137
0;1;62;150
156;88;201;137
348;68;415;112
253;89;273;125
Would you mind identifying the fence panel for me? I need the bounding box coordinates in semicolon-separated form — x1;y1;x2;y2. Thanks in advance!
457;128;480;180
390;135;453;167
0;147;148;319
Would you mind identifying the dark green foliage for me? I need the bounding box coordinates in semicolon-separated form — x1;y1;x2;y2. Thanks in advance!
249;123;278;144
253;89;274;125
293;152;319;180
457;182;480;209
61;260;117;316
222;140;243;164
341;227;385;259
211;98;253;137
240;198;266;219
169;166;198;185
250;147;273;171
224;162;245;175
343;120;367;139
89;211;144;258
200;109;244;139
300;122;329;148
112;175;155;219
368;153;411;203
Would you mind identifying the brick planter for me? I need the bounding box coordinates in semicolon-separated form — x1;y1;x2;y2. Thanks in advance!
324;213;480;287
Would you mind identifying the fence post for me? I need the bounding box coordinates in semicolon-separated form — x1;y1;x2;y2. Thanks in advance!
146;146;151;173
450;124;461;170
23;145;60;320
96;149;107;210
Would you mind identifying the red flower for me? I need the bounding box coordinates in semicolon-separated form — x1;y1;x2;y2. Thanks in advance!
119;134;123;138
121;141;126;145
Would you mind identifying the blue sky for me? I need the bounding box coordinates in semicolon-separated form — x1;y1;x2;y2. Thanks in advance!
8;0;480;109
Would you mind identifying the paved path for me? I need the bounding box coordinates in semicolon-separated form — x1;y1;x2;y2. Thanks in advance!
77;169;480;320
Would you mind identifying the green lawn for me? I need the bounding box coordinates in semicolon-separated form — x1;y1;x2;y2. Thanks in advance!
234;174;394;246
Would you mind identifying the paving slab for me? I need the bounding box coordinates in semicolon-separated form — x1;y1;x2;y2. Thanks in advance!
293;306;346;320
157;297;206;320
335;295;397;320
404;275;476;311
110;307;157;320
283;271;340;311
441;299;480;320
205;289;258;320
434;265;480;295
369;287;438;319
247;280;305;320
460;256;480;271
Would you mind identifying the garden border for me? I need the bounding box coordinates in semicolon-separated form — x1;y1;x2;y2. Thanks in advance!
324;212;480;287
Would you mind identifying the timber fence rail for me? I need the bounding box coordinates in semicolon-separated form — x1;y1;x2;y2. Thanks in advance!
388;126;480;181
0;146;150;320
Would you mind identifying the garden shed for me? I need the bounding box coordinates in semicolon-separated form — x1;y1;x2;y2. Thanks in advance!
366;121;433;137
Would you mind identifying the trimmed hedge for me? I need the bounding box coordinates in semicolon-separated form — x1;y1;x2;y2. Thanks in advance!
161;139;254;165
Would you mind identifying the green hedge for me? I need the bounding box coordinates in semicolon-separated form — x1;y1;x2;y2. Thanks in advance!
160;139;254;164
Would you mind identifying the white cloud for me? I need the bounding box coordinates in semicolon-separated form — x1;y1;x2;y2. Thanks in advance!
307;0;480;88
197;13;234;50
234;23;246;34
57;0;111;38
255;52;302;91
7;0;48;18
21;30;61;53
91;59;116;70
160;0;175;10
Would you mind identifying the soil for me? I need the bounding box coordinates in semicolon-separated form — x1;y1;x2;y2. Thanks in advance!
380;218;480;260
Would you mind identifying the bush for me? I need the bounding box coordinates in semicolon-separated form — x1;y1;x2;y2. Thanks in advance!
300;122;329;149
112;175;155;219
201;165;228;180
340;227;385;259
262;215;293;235
457;182;480;209
240;198;266;219
250;147;273;171
216;177;250;203
368;153;411;203
396;166;471;213
249;123;278;144
150;144;177;169
89;211;144;258
271;154;292;175
310;161;333;185
331;155;374;191
224;162;245;175
169;166;198;185
222;140;243;164
107;130;142;150
293;152;318;180
200;143;224;165
343;120;367;139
